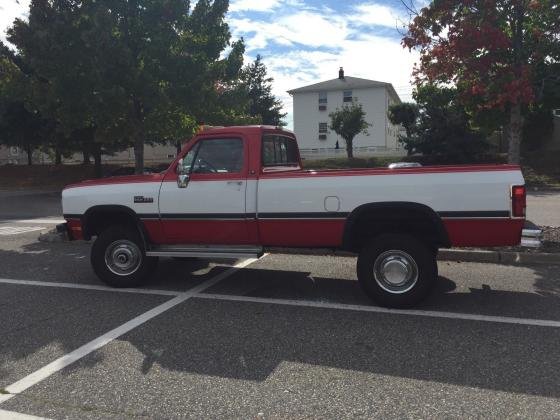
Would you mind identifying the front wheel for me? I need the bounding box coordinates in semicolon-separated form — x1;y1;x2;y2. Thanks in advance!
91;226;158;288
357;233;437;308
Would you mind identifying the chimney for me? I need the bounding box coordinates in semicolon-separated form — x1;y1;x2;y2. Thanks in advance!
338;67;344;79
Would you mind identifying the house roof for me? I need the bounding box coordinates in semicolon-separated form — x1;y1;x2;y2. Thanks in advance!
287;76;401;103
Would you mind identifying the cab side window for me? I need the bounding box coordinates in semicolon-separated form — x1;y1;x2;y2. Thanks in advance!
191;138;244;174
262;135;299;167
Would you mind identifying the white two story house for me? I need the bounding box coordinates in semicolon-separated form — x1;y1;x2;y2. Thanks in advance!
287;68;404;157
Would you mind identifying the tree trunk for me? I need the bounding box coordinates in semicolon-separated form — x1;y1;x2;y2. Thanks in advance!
134;130;145;174
82;149;91;164
508;103;523;164
405;128;412;156
176;140;182;155
132;99;145;174
26;144;33;165
55;148;62;165
92;146;102;178
345;138;354;159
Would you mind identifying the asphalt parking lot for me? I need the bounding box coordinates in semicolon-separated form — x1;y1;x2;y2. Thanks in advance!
0;220;560;420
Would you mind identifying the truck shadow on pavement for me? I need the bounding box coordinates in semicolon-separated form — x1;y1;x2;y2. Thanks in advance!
1;241;560;398
122;280;560;398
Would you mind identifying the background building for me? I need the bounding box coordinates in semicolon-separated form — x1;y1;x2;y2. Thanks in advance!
288;68;405;158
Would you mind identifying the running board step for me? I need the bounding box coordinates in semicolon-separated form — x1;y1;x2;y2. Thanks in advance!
146;245;263;259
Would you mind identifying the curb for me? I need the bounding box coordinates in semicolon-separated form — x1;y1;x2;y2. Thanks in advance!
438;249;560;265
527;186;560;192
38;228;68;243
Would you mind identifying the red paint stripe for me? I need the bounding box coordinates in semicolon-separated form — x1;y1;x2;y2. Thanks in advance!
64;173;166;190
151;220;252;245
261;164;521;179
259;218;523;248
142;220;164;243
160;164;520;183
259;219;345;247
443;219;524;247
145;217;523;248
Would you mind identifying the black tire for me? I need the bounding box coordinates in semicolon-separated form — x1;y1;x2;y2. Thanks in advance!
357;233;437;308
91;225;158;288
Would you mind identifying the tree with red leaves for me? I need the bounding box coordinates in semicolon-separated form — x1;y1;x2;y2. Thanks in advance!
403;0;560;163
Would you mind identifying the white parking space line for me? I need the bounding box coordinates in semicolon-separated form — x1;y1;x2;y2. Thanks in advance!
10;219;65;225
0;409;51;420
0;227;47;236
198;293;560;329
0;278;180;297
0;257;260;405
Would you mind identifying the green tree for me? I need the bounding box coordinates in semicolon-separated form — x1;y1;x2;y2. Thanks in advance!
203;80;262;126
7;0;245;175
242;55;286;126
0;43;54;165
0;102;53;165
387;102;419;154
400;85;489;163
403;0;560;164
329;103;371;159
6;0;126;175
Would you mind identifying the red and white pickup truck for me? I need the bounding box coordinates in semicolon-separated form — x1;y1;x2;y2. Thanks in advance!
62;125;526;307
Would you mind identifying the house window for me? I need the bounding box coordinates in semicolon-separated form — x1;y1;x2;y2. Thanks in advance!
343;90;353;102
318;122;328;133
318;92;327;104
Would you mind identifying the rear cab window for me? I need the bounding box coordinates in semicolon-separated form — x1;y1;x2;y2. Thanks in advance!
262;135;300;172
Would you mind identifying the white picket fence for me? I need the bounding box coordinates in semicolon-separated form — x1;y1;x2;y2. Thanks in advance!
299;146;405;160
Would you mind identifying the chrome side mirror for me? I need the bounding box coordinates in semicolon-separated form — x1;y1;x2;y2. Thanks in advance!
176;158;190;188
178;173;189;188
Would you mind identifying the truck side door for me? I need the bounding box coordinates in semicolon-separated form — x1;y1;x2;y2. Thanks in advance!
159;136;250;244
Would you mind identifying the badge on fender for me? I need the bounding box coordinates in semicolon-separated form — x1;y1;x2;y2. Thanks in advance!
134;196;154;203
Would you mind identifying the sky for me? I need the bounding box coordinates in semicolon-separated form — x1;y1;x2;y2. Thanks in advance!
0;0;420;129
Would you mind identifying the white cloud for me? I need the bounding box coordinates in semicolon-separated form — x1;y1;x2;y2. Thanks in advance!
229;0;283;13
350;3;407;28
230;11;349;50
0;0;30;46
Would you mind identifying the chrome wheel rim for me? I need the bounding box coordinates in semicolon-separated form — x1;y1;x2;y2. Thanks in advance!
373;250;418;294
104;240;142;276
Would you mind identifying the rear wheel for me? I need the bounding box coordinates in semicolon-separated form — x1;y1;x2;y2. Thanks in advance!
91;225;158;288
357;233;437;307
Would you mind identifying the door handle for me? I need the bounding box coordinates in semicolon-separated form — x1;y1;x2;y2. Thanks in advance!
227;181;243;186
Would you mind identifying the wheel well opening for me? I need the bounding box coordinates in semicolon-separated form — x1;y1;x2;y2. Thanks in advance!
343;204;450;252
83;208;140;240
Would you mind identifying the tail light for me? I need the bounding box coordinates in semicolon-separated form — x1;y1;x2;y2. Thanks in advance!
511;185;526;218
66;219;84;240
